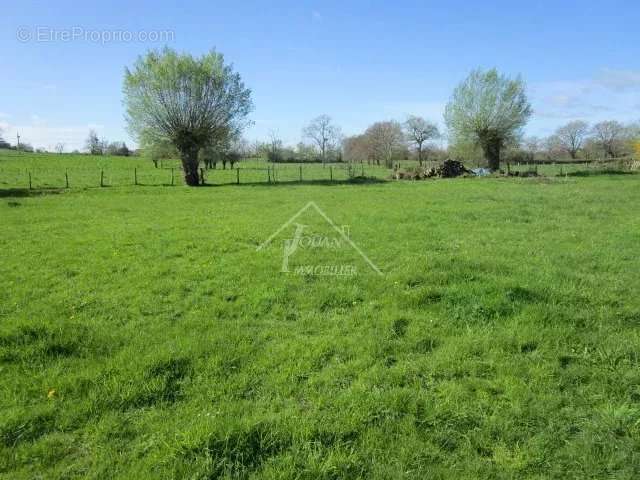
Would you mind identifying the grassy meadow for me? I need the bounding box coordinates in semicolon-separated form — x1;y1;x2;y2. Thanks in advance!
0;150;390;189
1;151;640;478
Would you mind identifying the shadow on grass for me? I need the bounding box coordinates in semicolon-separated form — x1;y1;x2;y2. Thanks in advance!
208;176;388;188
0;177;387;194
563;170;638;177
0;188;66;198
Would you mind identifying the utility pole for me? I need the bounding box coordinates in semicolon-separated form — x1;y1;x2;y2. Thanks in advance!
16;132;21;152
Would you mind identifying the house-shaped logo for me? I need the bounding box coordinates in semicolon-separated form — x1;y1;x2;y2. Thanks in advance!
256;201;382;276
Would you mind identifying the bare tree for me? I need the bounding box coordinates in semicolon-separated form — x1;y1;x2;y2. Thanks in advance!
592;121;625;158
228;136;249;168
302;115;342;165
267;130;283;163
523;136;541;160
403;115;439;166
342;135;369;164
251;140;263;158
55;142;65;154
364;121;405;167
555;120;589;159
85;130;103;155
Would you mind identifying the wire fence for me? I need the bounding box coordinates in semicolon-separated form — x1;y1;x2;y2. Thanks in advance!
0;162;391;190
0;156;637;191
506;157;639;176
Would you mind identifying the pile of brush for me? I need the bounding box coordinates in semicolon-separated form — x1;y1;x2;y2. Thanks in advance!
393;159;472;180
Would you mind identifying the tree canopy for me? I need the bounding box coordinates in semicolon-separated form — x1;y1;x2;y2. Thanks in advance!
123;47;253;185
445;68;532;170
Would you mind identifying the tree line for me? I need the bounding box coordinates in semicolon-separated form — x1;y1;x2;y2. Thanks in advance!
119;48;639;187
85;130;131;156
519;120;639;163
3;47;637;186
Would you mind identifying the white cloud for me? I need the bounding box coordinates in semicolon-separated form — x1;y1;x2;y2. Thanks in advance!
0;116;105;152
595;69;640;92
530;69;640;129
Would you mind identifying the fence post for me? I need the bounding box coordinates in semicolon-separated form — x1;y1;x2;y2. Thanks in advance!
134;168;138;186
330;166;333;181
100;170;104;187
267;167;271;183
200;168;205;185
171;168;174;186
361;163;365;176
299;165;303;182
236;168;240;185
28;171;32;190
65;170;69;188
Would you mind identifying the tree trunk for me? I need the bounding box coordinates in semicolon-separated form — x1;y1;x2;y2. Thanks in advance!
483;141;501;171
417;143;423;166
181;147;200;186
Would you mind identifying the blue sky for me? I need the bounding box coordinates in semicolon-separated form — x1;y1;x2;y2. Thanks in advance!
1;0;639;151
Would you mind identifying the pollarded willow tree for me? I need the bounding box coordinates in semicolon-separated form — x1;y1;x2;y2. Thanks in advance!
445;68;532;171
123;47;253;186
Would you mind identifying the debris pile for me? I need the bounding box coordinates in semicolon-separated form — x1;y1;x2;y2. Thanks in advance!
433;159;472;178
393;159;473;180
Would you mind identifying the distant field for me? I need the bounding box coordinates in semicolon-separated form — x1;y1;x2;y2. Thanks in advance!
1;151;640;478
1;150;633;190
0;151;391;189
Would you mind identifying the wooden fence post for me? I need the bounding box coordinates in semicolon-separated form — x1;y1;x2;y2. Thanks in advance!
236;168;240;184
200;168;205;185
330;166;333;181
299;165;303;182
134;168;138;185
28;171;32;190
171;168;175;186
65;170;69;188
267;167;271;183
100;170;104;187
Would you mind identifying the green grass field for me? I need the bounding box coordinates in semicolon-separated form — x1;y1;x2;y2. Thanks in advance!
0;151;391;189
1;150;632;191
1;152;639;478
